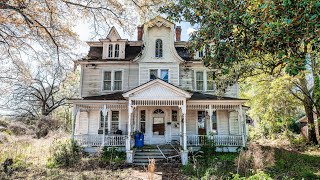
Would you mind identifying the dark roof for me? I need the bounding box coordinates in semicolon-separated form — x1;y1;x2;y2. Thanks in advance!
83;92;125;100
85;45;142;61
190;92;246;101
175;47;193;61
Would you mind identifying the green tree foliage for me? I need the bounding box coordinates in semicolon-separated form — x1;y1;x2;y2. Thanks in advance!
161;0;320;143
241;73;303;138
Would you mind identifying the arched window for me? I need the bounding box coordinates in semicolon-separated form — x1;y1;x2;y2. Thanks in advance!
115;44;119;58
153;109;164;114
108;44;113;58
155;39;163;58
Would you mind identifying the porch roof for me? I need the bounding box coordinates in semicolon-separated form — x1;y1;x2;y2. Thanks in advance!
189;92;247;101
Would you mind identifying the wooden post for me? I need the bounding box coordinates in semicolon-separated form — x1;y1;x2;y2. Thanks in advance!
102;104;107;146
127;100;133;151
71;105;78;141
179;108;182;146
108;109;111;134
239;105;245;147
183;99;187;151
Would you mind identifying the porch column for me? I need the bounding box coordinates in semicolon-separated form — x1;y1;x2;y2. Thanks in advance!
179;109;182;146
71;105;79;141
102;104;107;146
181;99;188;165
107;109;111;134
207;106;213;135
126;99;133;163
239;105;245;147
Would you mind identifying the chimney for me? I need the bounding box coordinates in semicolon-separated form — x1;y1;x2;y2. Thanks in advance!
137;26;143;41
176;26;181;41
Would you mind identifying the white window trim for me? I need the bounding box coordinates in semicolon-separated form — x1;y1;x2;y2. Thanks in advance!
155;38;163;58
101;69;124;92
194;70;215;92
111;110;121;134
149;69;169;82
106;43;121;59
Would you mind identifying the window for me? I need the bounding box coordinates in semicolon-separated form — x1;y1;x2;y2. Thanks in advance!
103;71;112;90
99;111;108;134
150;69;158;80
198;111;206;135
111;111;119;134
115;44;119;58
207;71;215;91
103;70;122;91
108;44;113;58
172;110;178;122
198;50;204;58
212;111;217;133
140;110;146;133
150;69;169;82
155;39;163;58
114;71;122;90
153;109;165;135
160;69;168;82
196;72;204;91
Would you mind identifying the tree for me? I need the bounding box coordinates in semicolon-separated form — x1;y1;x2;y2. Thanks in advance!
161;0;320;143
0;59;79;118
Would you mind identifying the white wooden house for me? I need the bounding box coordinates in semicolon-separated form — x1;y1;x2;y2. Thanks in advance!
71;16;248;165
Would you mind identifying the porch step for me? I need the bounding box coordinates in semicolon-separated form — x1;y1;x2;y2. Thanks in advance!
133;146;181;165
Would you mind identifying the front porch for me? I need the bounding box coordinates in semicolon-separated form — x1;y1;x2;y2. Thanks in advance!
70;79;248;165
73;134;244;147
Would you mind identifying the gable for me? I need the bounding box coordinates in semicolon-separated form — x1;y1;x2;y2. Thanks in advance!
122;79;192;99
106;26;121;41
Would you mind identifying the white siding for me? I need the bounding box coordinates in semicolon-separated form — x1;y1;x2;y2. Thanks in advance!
229;111;239;135
81;63;139;97
88;110;100;134
139;63;179;85
186;110;197;135
78;111;89;134
217;110;229;135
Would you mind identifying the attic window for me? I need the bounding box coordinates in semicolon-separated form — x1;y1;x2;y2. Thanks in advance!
115;44;119;58
108;44;113;58
155;39;163;58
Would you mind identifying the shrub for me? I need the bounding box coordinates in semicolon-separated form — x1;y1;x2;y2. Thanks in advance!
101;147;126;164
47;140;83;168
8;123;28;136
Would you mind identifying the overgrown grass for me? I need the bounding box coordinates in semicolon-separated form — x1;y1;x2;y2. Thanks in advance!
183;143;320;179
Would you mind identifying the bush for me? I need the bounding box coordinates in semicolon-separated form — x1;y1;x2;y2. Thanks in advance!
101;147;126;164
47;140;83;168
8;123;28;136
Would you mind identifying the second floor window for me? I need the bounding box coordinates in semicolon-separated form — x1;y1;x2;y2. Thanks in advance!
103;71;112;90
155;39;163;58
103;70;122;91
115;44;119;58
150;69;169;82
207;71;215;91
108;44;113;58
196;72;204;91
114;71;122;90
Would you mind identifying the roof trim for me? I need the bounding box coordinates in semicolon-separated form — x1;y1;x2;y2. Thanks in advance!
122;79;192;98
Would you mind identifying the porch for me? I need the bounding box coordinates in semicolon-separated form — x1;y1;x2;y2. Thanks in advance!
73;134;244;147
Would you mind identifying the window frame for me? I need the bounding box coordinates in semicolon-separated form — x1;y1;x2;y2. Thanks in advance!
114;44;120;58
195;71;204;91
102;70;124;91
155;39;163;58
194;70;216;92
108;44;113;58
149;69;169;82
206;71;215;91
110;111;120;134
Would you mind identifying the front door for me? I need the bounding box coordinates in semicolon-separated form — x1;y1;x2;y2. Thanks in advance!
151;109;166;144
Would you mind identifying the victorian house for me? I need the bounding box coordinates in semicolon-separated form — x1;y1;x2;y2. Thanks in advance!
71;16;248;165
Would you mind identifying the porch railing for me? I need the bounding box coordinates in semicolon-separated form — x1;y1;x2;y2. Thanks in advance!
74;135;127;147
187;135;242;147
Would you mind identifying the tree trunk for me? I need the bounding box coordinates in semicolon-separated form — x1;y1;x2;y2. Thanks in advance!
299;77;318;144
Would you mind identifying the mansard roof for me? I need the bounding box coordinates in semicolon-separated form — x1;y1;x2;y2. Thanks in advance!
84;44;142;61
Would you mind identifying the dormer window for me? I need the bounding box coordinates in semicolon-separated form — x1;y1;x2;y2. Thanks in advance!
155;39;163;58
108;44;113;58
115;44;119;58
